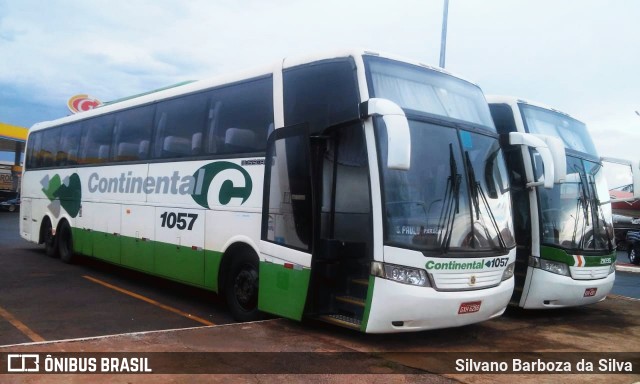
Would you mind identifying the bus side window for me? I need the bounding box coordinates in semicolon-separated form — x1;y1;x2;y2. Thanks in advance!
113;104;155;162
489;104;517;134
79;115;115;164
283;59;359;134
57;123;82;166
205;76;273;156
27;131;43;169
153;91;212;159
41;128;61;168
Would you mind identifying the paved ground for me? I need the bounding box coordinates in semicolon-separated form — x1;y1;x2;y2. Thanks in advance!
0;212;235;346
1;211;639;383
0;294;639;383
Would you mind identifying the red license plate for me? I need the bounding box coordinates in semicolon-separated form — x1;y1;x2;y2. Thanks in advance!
584;288;597;297
458;301;482;314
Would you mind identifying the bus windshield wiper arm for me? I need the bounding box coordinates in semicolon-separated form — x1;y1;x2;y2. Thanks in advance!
573;165;591;248
436;144;461;253
465;151;506;250
586;173;614;252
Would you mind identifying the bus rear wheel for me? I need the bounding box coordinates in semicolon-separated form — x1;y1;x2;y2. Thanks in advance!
42;219;58;258
57;221;75;264
225;252;261;322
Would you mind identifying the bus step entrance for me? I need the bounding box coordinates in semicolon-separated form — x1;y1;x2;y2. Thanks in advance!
316;314;361;330
335;295;365;307
351;278;369;287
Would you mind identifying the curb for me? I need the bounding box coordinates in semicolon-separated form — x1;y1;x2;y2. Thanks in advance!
616;264;640;273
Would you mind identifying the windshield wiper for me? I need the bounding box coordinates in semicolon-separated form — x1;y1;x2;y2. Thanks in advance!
572;165;591;249
464;151;507;250
586;172;614;252
436;144;461;252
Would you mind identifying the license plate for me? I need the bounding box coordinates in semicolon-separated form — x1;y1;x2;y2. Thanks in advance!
458;301;482;314
584;288;597;297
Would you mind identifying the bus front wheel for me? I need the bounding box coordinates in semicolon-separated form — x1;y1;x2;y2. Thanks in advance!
225;252;261;322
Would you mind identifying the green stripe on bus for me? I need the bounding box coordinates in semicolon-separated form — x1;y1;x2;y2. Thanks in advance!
540;245;616;266
258;261;310;321
69;226;223;291
360;275;375;332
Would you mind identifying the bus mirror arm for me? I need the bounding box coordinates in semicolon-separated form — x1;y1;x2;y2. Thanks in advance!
505;132;555;189
361;98;411;171
601;157;640;200
531;134;566;184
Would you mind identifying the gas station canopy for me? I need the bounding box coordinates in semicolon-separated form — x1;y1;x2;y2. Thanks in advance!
0;121;28;152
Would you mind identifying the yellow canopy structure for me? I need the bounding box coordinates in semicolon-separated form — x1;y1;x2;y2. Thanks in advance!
0;121;27;152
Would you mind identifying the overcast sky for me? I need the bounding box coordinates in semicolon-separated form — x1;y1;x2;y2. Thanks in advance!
1;0;638;185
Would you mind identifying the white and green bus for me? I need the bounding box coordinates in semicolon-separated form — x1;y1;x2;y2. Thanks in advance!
20;50;552;333
488;96;617;309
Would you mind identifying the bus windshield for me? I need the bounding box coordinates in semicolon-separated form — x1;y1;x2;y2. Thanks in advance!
374;119;515;255
366;57;514;255
364;56;495;130
538;157;614;252
520;104;598;155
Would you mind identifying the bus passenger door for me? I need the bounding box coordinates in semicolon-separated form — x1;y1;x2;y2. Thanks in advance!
259;125;313;321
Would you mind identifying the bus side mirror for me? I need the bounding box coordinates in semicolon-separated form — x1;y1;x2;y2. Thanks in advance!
532;134;566;184
506;132;555;189
361;98;410;171
601;157;640;200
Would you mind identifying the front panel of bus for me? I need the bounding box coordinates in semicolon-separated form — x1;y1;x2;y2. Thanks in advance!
361;57;517;332
519;104;615;308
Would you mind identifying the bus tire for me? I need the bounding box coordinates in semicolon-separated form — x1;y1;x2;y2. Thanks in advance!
42;219;58;258
57;221;75;264
630;245;640;265
224;251;261;322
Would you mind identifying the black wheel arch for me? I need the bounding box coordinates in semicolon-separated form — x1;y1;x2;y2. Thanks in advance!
218;242;260;295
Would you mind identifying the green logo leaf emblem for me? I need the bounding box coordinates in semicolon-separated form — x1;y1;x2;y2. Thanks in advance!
41;173;82;218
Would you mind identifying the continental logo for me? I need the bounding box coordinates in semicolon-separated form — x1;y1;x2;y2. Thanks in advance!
190;162;252;208
45;161;252;213
426;257;509;271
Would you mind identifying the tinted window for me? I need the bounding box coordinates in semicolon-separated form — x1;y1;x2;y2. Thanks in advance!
489;104;517;134
79;115;115;164
284;59;359;134
153;92;212;159
57;123;82;166
27;131;43;169
365;56;494;130
41;128;61;168
205;77;274;155
520;104;597;155
114;105;155;161
263;127;312;251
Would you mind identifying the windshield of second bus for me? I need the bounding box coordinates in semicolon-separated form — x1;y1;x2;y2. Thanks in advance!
520;104;598;155
538;157;614;252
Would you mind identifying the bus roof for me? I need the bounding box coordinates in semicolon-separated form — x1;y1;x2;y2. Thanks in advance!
30;49;481;133
486;95;578;121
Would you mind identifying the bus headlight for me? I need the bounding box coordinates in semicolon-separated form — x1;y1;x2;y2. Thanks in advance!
609;263;616;275
529;256;570;276
371;262;431;287
501;262;515;281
